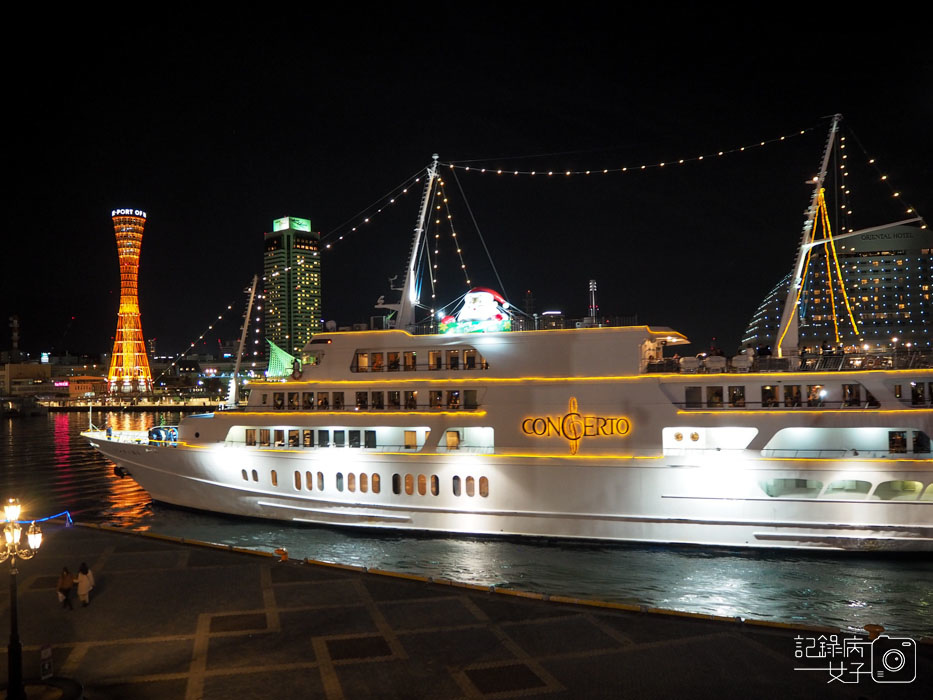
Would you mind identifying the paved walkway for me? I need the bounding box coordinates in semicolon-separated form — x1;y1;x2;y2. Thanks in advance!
0;524;929;699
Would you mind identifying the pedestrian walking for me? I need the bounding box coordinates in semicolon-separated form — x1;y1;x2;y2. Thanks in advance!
75;562;95;607
57;567;74;610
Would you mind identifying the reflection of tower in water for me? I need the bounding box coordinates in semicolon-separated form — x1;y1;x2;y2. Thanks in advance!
107;208;153;393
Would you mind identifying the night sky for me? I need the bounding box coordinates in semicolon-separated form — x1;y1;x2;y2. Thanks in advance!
5;12;931;360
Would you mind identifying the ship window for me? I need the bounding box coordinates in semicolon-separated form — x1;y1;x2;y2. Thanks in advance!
807;385;824;407
349;430;361;448
728;386;745;407
866;390;880;408
466;476;475;497
824;480;871;499
404;391;418;409
446;431;460;450
874;480;922;501
334;430;346;447
371;352;384;371
245;429;257;446
706;386;723;408
317;393;330;410
241;469;248;481
431;475;439;496
318;430;330;447
288;430;299;447
404;430;417;449
447;391;460;409
356;392;368;409
306;471;314;490
302;392;314;409
259;429;270;446
429;350;442;370
894;384;902;399
333;392;345;410
888;431;907;453
479;476;489;497
922;485;933;501
261;393;268;405
759;478;822;498
405;474;414;495
355;352;369;371
273;392;284;410
914;431;931;453
842;384;861;407
685;387;702;409
317;472;324;490
360;473;368;493
294;471;301;490
761;386;778;408
447;350;460;370
911;382;925;405
417;474;426;495
452;476;461;496
429;391;442;408
288;392;298;409
348;473;356;492
464;349;477;369
464;390;478;409
371;392;384;410
372;474;381;493
783;385;801;407
252;469;258;481
387;352;400;371
271;470;278;486
274;430;285;447
392;474;401;494
388;391;401;409
403;351;417;371
364;430;376;448
336;473;344;491
303;430;314;447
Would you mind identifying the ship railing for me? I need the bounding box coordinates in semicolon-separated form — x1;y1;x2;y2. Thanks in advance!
645;350;932;375
675;401;881;410
83;429;151;444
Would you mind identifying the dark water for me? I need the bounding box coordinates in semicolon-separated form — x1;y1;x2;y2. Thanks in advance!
2;411;931;638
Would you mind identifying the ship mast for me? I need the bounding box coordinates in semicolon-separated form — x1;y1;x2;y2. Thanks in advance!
227;274;258;408
775;114;842;358
396;154;440;331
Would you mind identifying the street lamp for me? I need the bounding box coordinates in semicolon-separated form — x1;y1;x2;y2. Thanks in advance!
1;498;42;700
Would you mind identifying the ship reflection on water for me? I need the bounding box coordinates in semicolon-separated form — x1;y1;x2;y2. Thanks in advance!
1;411;930;637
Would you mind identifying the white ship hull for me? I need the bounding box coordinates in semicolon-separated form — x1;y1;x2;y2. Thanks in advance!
85;327;933;552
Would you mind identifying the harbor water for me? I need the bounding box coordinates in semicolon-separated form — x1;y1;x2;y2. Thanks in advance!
2;411;931;639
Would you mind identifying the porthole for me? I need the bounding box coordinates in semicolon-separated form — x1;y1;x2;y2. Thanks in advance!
674;432;683;442
690;432;699;442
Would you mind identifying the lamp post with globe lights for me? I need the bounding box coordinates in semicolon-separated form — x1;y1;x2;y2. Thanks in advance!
1;498;42;700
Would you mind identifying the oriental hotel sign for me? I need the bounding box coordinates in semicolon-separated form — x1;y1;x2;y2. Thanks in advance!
521;398;631;454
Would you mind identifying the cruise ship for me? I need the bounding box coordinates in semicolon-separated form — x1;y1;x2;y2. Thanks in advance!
83;130;933;551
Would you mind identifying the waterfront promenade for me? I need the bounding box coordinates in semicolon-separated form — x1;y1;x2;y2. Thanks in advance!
1;524;930;699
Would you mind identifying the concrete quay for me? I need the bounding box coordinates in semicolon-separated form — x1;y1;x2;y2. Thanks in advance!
1;524;930;699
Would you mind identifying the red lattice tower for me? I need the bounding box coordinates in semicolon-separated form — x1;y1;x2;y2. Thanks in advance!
107;208;153;393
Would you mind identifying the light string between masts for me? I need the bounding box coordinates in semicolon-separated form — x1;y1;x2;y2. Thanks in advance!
442;125;817;176
153;297;243;384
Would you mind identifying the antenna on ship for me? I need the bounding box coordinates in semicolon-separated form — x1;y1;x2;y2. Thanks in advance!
396;154;440;331
775;114;842;358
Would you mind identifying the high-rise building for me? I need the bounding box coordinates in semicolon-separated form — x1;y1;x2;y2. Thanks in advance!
263;216;322;355
743;223;932;352
107;208;153;393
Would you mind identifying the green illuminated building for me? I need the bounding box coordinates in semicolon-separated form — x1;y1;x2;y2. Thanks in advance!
263;216;322;355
